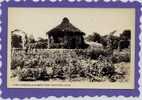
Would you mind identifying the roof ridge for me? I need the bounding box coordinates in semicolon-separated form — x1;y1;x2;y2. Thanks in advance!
47;17;85;35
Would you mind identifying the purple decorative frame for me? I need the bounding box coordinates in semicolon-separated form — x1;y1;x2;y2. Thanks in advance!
0;0;141;98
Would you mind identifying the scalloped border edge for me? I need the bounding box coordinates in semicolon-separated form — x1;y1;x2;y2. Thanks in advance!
0;0;141;100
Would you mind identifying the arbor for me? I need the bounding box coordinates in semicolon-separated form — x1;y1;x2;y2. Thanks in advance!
11;34;23;48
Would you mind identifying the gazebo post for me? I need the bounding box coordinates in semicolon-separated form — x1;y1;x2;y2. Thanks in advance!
48;35;50;48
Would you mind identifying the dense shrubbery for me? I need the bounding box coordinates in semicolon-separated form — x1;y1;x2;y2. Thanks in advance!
11;48;130;82
74;48;106;60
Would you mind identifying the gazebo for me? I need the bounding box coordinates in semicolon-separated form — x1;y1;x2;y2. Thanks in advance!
46;17;87;49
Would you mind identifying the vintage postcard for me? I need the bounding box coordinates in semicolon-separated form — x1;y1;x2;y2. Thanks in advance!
0;0;141;99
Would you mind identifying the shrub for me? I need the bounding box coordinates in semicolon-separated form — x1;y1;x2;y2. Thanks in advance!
112;49;130;63
18;67;52;81
11;57;24;69
86;48;105;59
18;68;37;81
85;56;115;82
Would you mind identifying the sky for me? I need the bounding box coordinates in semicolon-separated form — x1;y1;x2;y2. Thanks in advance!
8;8;135;39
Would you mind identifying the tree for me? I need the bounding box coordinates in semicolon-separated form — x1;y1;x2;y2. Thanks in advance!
118;30;131;50
120;30;131;40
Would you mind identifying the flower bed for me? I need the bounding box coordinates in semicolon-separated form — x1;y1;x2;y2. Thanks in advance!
10;49;130;82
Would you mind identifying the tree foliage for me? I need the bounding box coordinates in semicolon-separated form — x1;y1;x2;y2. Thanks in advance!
86;30;131;50
28;34;35;43
86;32;101;42
120;30;131;40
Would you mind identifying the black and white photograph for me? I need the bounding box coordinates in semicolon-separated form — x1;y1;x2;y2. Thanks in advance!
8;8;135;89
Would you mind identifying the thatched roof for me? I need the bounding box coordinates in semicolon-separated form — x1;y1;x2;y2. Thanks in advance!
47;17;85;36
